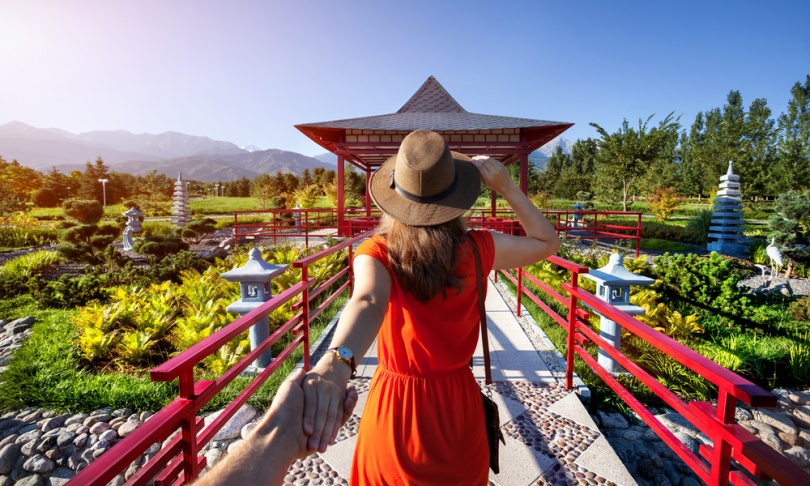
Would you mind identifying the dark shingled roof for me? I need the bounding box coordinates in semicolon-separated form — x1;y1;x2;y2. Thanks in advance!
397;76;467;113
295;76;573;169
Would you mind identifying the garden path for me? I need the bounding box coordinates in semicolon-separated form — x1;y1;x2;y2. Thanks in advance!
284;274;637;486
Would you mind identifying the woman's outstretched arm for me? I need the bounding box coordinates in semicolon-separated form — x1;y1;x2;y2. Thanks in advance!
470;156;561;269
302;254;391;453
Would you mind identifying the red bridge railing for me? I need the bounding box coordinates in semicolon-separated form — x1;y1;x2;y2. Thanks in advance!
233;208;643;256
68;231;372;486
498;259;810;486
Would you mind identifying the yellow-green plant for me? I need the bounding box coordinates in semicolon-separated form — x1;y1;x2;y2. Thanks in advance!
322;183;338;208
636;351;712;401
630;288;703;340
0;250;60;282
72;242;347;372
650;188;681;222
785;331;810;383
293;185;320;209
206;338;251;375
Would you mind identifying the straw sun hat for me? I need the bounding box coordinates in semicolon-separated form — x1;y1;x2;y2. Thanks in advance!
369;130;481;226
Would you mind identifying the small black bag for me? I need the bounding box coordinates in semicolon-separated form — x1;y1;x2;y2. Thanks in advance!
481;389;506;473
469;236;506;474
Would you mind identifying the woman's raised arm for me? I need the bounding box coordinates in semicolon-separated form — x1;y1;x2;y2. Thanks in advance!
469;156;561;270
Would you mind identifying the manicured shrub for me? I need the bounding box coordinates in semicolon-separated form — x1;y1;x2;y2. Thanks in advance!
133;236;190;259
63;200;103;225
181;218;217;243
32;188;59;208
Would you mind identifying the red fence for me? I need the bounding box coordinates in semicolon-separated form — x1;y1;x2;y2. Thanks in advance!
68;231;371;486
234;208;643;256
498;261;810;486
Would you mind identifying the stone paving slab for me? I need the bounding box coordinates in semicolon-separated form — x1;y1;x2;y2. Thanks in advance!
286;275;636;485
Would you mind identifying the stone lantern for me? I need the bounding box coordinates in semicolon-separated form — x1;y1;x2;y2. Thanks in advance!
582;253;654;374
220;248;289;371
122;207;144;250
571;202;584;227
123;207;143;232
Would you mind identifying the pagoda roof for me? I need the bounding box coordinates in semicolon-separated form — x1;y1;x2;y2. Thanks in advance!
295;76;573;169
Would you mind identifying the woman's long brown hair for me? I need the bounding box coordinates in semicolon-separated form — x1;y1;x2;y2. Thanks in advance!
376;214;468;303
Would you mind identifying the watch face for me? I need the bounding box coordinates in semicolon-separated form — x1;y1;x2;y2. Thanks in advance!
337;347;352;359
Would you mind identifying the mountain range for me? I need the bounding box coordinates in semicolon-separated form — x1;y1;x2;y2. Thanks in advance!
0;121;572;181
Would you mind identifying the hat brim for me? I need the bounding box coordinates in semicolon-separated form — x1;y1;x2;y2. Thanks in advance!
369;151;481;226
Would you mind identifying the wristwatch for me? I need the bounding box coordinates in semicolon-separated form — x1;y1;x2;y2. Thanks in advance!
327;346;357;378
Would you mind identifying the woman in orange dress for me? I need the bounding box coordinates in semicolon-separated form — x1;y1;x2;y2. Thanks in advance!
301;130;560;484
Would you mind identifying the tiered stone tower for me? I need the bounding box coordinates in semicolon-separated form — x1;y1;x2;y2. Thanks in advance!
171;173;191;230
707;161;748;257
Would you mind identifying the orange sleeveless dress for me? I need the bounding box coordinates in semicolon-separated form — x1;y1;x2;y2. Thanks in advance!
349;230;494;485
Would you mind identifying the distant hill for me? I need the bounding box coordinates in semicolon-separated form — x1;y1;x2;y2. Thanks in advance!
529;136;574;170
108;149;331;182
314;153;338;165
0;121;331;181
0;121;574;180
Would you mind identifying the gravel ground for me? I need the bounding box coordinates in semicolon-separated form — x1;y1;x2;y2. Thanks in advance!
737;275;810;297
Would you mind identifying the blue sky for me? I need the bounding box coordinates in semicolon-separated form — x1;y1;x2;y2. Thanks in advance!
1;0;808;156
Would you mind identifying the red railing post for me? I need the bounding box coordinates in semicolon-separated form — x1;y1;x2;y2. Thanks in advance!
301;266;311;371
636;213;642;257
565;268;580;390
516;268;523;317
177;368;201;482
709;390;736;485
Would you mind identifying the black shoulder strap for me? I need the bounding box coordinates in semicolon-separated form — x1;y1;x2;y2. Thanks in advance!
468;235;492;385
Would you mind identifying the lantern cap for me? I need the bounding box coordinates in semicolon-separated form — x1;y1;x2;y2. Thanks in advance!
220;248;288;282
582;253;654;286
123;207;143;217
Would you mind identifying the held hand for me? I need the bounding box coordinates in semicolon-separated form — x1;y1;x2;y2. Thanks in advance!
302;361;350;453
470;155;516;195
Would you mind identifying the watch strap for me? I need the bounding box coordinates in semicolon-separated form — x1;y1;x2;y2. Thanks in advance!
327;347;357;378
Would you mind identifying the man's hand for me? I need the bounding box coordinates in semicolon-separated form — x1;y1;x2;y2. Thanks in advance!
253;368;358;460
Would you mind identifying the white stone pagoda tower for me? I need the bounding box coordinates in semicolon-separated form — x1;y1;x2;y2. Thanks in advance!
707;161;748;257
171;173;191;230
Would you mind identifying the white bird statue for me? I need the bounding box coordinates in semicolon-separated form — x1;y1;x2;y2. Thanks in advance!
766;237;783;277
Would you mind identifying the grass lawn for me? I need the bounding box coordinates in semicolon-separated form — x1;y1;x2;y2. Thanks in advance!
638;238;694;252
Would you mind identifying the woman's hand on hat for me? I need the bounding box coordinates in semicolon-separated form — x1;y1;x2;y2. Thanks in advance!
470;155;515;195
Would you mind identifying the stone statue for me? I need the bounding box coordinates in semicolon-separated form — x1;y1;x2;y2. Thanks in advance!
123;226;135;251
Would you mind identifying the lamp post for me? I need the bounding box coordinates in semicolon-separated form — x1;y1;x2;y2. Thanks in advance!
98;178;109;207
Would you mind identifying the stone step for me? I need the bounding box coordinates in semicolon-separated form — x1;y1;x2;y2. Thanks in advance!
713;196;742;202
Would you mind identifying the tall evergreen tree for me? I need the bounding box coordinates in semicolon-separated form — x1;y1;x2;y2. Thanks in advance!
537;147;568;195
678;120;712;198
78;157;111;202
772;75;810;193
